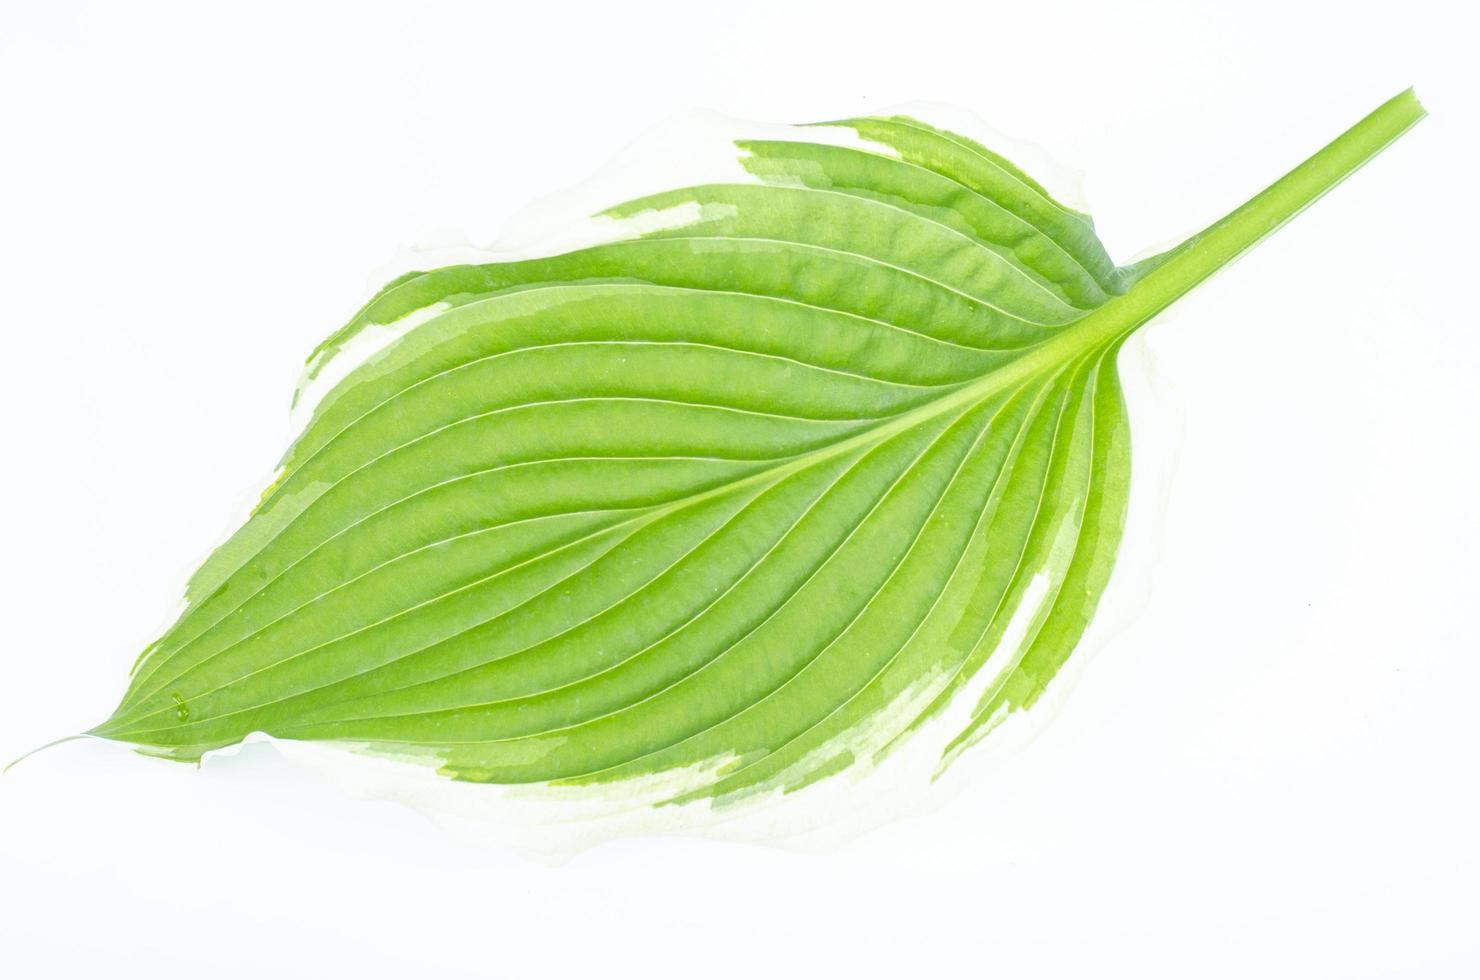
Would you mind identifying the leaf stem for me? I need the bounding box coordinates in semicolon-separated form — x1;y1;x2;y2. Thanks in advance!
1090;88;1426;345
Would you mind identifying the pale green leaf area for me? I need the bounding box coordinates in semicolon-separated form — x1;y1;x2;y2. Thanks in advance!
88;91;1424;806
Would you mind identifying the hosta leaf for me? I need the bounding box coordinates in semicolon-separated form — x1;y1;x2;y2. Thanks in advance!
89;91;1423;805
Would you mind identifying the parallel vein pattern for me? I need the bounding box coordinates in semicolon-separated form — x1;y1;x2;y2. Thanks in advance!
95;115;1134;801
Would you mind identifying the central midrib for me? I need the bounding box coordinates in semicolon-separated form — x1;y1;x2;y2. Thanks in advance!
107;317;1102;732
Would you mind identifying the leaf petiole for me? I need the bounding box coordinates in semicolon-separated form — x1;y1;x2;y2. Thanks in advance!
1092;88;1426;346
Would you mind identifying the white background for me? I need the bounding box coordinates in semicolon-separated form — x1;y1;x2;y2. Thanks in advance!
2;1;1477;976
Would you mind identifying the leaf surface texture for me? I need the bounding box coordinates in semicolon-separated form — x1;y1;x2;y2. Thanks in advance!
94;92;1425;804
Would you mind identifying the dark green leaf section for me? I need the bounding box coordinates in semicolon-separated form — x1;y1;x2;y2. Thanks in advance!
93;92;1424;803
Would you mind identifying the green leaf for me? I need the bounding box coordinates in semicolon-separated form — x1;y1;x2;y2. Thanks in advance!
90;90;1424;804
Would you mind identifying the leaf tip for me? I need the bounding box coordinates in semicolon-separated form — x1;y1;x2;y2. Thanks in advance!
3;734;92;775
